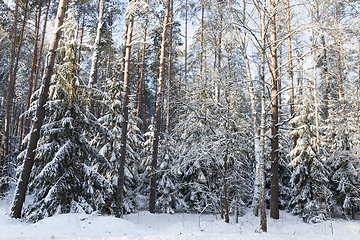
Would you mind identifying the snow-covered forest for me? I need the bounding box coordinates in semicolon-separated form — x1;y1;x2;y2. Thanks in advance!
0;0;360;236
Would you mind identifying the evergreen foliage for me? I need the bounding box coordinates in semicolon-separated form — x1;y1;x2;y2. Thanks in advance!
289;88;331;223
95;59;143;214
21;5;112;221
1;0;360;224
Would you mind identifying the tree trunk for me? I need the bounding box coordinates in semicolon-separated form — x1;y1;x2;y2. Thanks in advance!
22;5;41;147
287;0;297;149
222;132;230;223
89;0;105;87
269;0;279;220
184;0;187;86
116;0;135;218
10;0;68;218
77;6;86;74
335;3;343;115
149;0;171;214
0;0;20;195
239;0;261;217
311;10;320;152
278;44;282;123
135;51;141;107
321;31;330;119
137;25;147;133
166;0;173;133
200;1;204;83
259;0;267;232
217;8;222;105
33;0;51;94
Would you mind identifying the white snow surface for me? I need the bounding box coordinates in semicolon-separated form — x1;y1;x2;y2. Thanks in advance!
1;197;360;240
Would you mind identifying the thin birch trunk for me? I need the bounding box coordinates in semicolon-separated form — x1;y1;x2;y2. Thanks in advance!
311;13;320;148
238;0;261;216
335;2;343;115
10;0;68;218
320;30;330;119
259;0;267;232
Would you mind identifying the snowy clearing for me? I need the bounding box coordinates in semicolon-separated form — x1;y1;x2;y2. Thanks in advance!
1;197;360;240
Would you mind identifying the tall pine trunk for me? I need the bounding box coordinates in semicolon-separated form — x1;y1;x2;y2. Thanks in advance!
149;0;171;214
137;25;147;133
116;0;135;218
33;0;51;94
22;5;42;147
10;0;68;218
269;0;279;220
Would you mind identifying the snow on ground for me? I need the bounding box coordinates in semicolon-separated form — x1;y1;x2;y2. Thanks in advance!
1;196;360;240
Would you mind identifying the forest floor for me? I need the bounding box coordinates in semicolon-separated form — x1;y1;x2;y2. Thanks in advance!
1;195;360;240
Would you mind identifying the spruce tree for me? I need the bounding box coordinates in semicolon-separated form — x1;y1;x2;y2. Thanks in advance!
22;5;111;221
289;88;331;223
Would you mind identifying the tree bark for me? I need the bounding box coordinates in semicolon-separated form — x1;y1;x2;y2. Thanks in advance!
321;31;330;119
200;1;204;83
259;0;267;232
137;26;147;133
217;7;223;105
13;1;29;89
89;0;105;87
116;0;135;218
238;0;261;216
335;2;343;115
77;6;86;74
33;0;51;94
287;0;297;149
0;0;20;195
269;0;279;220
10;0;68;218
166;0;173;133
149;0;171;214
22;4;41;147
184;0;187;86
